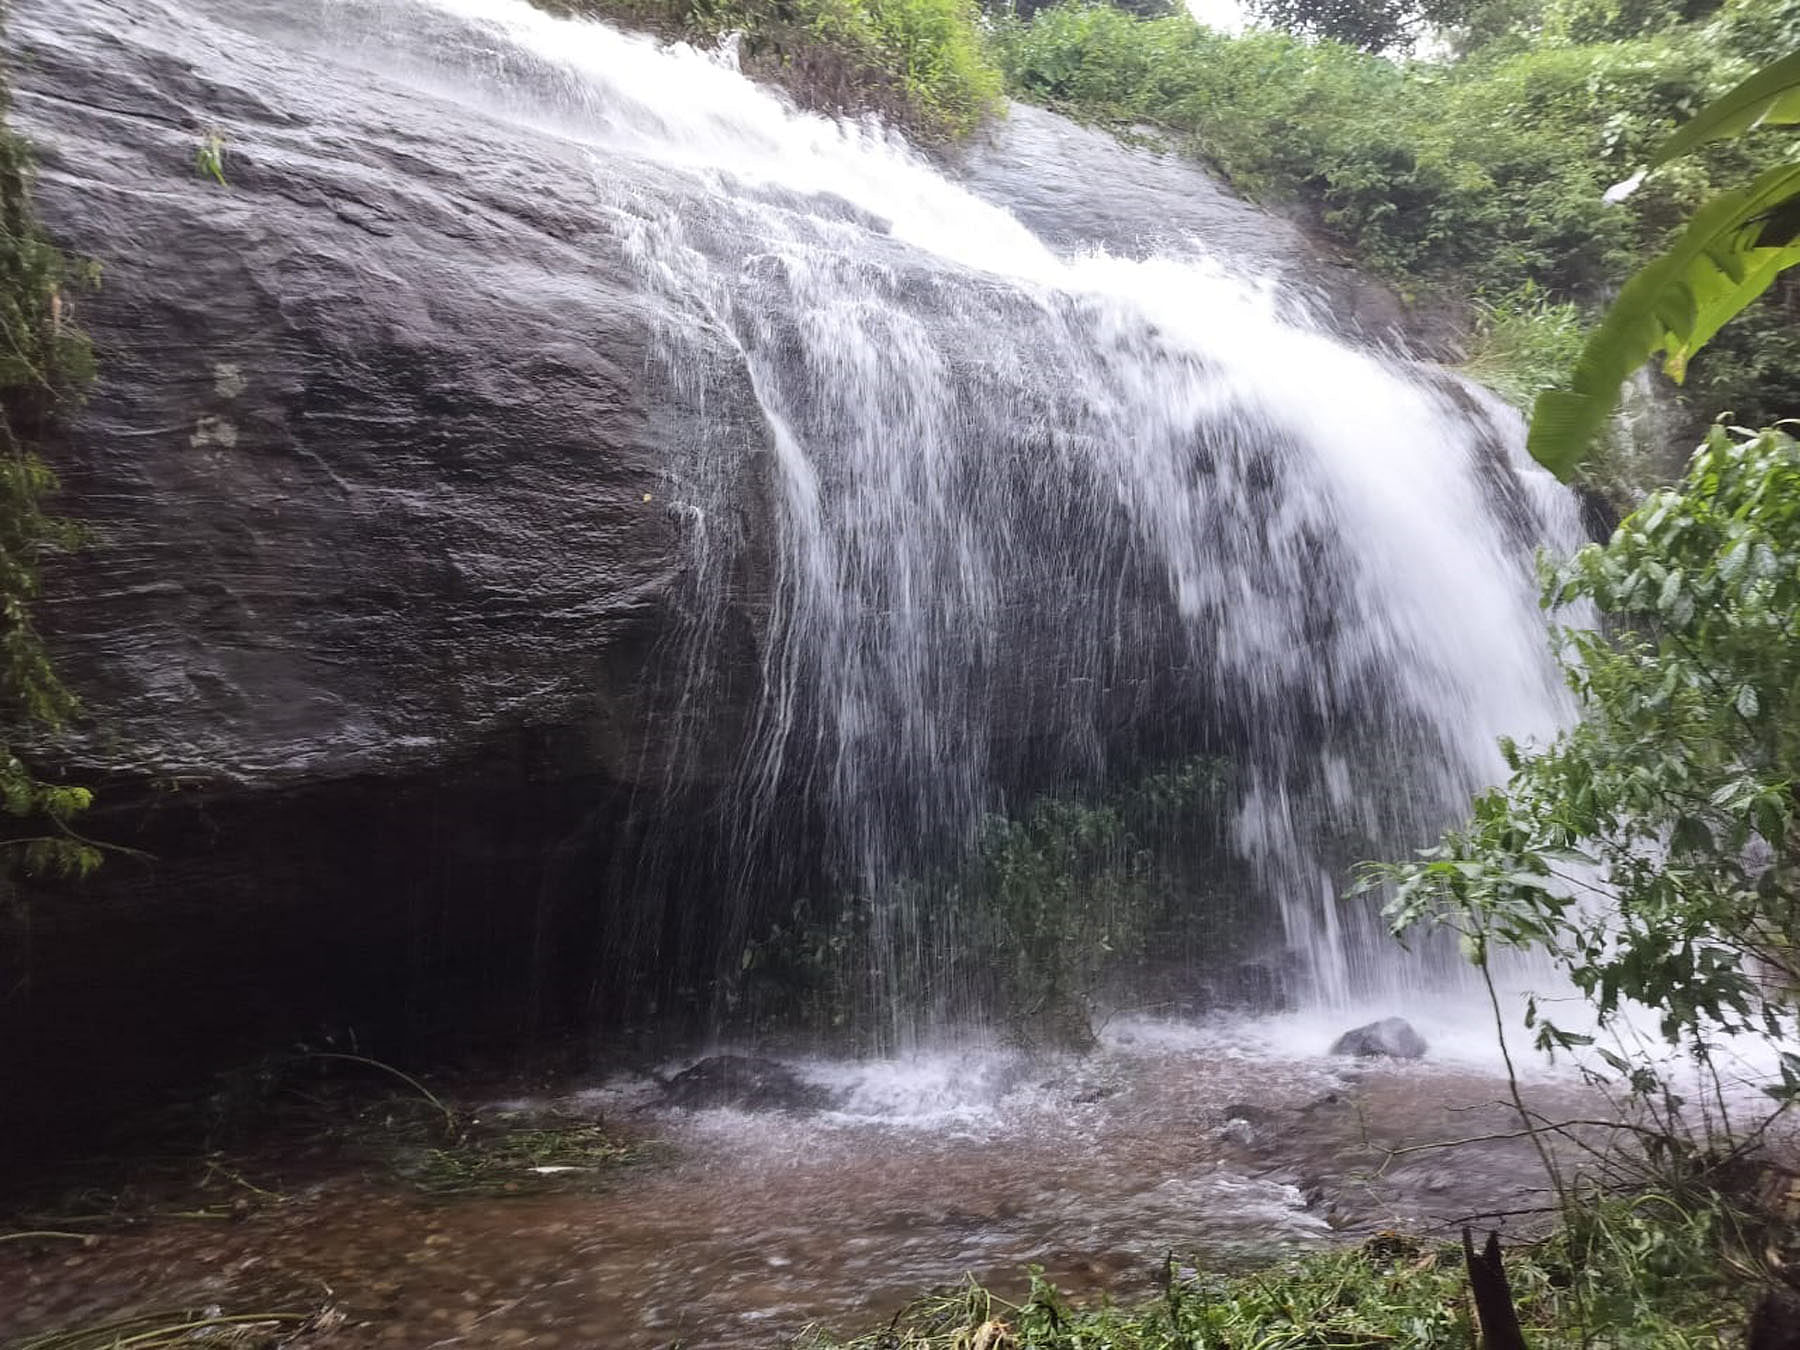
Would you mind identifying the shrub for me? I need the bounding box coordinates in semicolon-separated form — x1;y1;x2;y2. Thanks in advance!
0;71;100;895
1375;425;1800;1114
540;0;1003;139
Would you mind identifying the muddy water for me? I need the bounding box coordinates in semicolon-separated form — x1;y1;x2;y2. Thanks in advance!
3;1015;1586;1347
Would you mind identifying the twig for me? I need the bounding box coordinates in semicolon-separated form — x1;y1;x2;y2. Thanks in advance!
1383;1118;1661;1159
1480;948;1568;1211
304;1052;458;1136
107;1313;309;1349
1426;1204;1564;1227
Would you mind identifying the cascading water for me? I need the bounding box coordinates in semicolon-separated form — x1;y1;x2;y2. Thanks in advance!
261;0;1582;1033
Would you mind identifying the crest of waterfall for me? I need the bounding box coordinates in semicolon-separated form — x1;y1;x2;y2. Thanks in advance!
296;0;1584;1032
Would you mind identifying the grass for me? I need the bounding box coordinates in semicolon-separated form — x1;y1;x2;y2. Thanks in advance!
802;1190;1760;1348
379;1108;639;1197
10;1310;326;1350
1457;287;1589;413
531;0;1003;142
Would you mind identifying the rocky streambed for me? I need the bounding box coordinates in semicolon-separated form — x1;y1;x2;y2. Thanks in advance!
2;1013;1597;1348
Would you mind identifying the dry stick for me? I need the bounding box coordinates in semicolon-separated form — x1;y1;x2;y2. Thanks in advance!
1512;1107;1657;1180
0;1230;89;1243
16;1311;306;1350
105;1313;311;1350
1382;1118;1665;1159
304;1052;457;1136
1424;1205;1563;1231
1464;1228;1530;1350
1477;945;1568;1211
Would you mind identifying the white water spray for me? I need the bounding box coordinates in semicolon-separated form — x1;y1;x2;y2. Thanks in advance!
288;0;1585;1026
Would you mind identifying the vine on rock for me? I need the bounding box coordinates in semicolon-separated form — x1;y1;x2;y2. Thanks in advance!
0;70;101;905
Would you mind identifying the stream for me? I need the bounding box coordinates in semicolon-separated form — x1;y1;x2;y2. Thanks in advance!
4;1010;1595;1347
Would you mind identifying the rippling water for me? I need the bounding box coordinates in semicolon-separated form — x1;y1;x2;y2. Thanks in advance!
5;1018;1602;1347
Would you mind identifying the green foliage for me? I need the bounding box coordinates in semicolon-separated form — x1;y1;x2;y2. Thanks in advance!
806;1194;1746;1348
960;788;1161;1048
1683;277;1800;433
1650;46;1800;163
1375;426;1799;1085
1459;284;1590;409
992;5;1716;296
1528;50;1800;477
1246;0;1485;53
542;0;1002;139
1530;168;1800;476
1526;49;1800;475
995;2;1800;461
733;760;1243;1046
0;74;99;894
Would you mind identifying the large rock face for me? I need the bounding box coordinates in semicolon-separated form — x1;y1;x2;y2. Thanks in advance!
3;0;778;1147
0;0;1556;1149
18;2;707;789
957;104;1441;357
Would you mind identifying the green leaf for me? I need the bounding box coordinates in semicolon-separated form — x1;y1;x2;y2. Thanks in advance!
1527;164;1800;477
1652;50;1800;167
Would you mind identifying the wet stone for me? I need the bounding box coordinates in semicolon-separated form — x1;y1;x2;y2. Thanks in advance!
1329;1017;1427;1060
659;1056;838;1113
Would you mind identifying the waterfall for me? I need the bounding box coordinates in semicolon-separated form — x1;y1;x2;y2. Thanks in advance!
259;0;1583;1033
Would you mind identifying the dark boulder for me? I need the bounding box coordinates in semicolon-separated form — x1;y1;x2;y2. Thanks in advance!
3;0;773;1150
660;1056;836;1113
1330;1017;1427;1060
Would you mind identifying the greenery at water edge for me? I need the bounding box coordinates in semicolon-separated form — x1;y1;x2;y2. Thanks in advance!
797;427;1800;1348
1285;424;1800;1347
1374;424;1800;1104
991;0;1800;470
0;57;99;910
533;0;1003;140
730;758;1253;1048
807;1192;1756;1348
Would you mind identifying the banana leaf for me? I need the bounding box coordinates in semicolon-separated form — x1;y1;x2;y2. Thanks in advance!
1652;49;1800;167
1527;162;1800;479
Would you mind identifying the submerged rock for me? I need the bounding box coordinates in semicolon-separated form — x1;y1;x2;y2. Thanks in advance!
1329;1017;1427;1060
660;1056;835;1113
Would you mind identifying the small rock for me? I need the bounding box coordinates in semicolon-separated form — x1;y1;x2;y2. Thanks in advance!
1330;1017;1427;1060
1220;1102;1276;1127
1217;1118;1259;1147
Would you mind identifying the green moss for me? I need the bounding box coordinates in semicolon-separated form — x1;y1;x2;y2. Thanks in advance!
0;55;100;892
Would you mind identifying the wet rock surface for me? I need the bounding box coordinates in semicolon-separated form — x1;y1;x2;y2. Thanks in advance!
659;1055;838;1112
960;103;1455;358
1;0;1546;1149
1331;1016;1429;1060
3;0;774;1142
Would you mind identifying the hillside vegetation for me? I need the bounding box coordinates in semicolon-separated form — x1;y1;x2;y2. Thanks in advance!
539;0;1797;484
